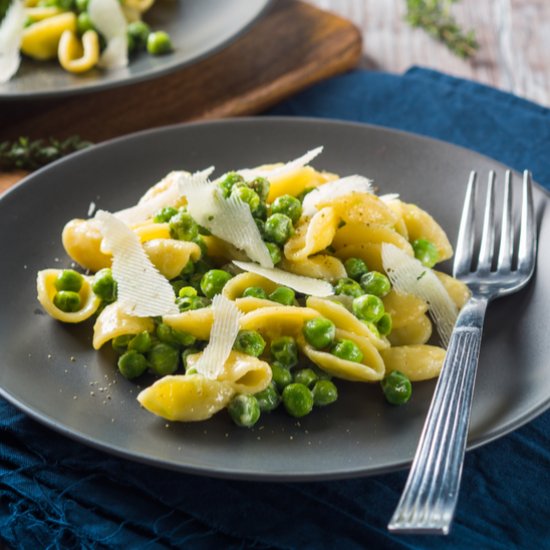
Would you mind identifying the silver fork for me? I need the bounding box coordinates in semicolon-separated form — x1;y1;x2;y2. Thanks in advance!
388;170;537;534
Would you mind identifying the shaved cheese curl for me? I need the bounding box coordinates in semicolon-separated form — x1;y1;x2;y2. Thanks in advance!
184;174;273;268
95;210;178;316
233;261;334;297
237;147;324;182
0;0;25;83
381;243;457;347
88;0;128;68
193;295;243;380
302;175;374;217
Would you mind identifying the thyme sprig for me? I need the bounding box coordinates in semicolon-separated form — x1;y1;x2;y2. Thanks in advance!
0;136;93;172
405;0;479;59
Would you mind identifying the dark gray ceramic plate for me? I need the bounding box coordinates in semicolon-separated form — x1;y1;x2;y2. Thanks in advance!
0;118;548;480
0;0;271;99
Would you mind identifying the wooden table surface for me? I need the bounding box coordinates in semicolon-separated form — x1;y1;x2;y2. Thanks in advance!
306;0;550;106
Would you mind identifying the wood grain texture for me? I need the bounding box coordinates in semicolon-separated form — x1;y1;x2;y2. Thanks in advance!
306;0;550;106
0;0;361;143
0;0;362;190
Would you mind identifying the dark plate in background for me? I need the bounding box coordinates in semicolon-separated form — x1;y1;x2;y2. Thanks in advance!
0;117;548;480
0;0;271;99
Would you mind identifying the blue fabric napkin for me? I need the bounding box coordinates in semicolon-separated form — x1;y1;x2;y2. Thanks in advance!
1;68;550;549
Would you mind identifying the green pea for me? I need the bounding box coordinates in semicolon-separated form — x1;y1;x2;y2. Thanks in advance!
344;257;369;280
75;0;88;11
147;30;173;55
352;294;385;322
360;271;391;297
282;383;314;418
180;260;195;276
148;343;180;375
334;277;363;298
268;286;295;305
270;194;302;224
293;368;318;388
200;269;232;299
55;269;83;292
242;286;268;299
330;339;363;363
412;238;439;268
169;210;199;241
264;213;294;245
381;370;412;405
270;361;292;391
228;394;260;427
270;336;298;368
117;350;148;379
265;242;282;265
364;321;380;338
153;205;178;223
53;290;81;312
178;295;210;312
193;236;209;257
92;268;117;303
249;177;270;201
254;383;280;412
218;172;244;198
181;347;200;371
111;334;133;353
178;286;197;298
127;20;150;50
233;330;266;357
253;202;268;221
231;185;260;213
76;12;94;35
377;313;392;336
312;379;338;406
128;331;152;353
302;317;336;349
157;323;195;347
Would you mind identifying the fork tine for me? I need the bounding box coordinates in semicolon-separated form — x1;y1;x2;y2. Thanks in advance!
453;171;477;277
518;170;536;275
497;170;513;271
477;171;496;272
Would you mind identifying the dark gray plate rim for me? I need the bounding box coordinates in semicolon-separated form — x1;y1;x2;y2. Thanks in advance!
0;0;272;100
0;117;548;482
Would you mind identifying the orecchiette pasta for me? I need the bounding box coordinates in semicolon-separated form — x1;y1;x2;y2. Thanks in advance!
37;147;468;427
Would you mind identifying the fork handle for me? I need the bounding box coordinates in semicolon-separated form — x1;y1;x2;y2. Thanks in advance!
388;295;488;534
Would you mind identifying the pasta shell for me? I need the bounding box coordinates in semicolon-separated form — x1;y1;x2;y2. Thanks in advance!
382;290;428;329
381;345;446;381
280;255;346;283
388;314;432;346
137;374;235;422
300;329;385;382
142;239;201;280
92;301;154;349
36;269;101;323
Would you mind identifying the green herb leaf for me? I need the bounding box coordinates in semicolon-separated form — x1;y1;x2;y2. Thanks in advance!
0;136;93;171
405;0;479;59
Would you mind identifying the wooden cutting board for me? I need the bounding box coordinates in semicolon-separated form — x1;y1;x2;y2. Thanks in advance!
0;0;362;192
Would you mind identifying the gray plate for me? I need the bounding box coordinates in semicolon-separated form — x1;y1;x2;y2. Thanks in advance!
0;118;548;481
0;0;271;99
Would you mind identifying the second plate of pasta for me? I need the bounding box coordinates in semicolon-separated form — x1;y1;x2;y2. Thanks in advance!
0;118;548;480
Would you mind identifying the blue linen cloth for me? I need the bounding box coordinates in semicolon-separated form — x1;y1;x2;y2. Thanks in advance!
1;68;550;549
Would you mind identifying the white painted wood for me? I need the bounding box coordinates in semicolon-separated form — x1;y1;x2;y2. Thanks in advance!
305;0;550;106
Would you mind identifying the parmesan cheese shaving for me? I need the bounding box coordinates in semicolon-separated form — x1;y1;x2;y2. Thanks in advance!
233;260;334;297
381;243;457;347
237;146;324;182
302;175;374;217
95;210;178;316
88;0;128;69
114;170;211;226
184;174;273;268
0;0;25;83
379;193;400;203
192;295;242;379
